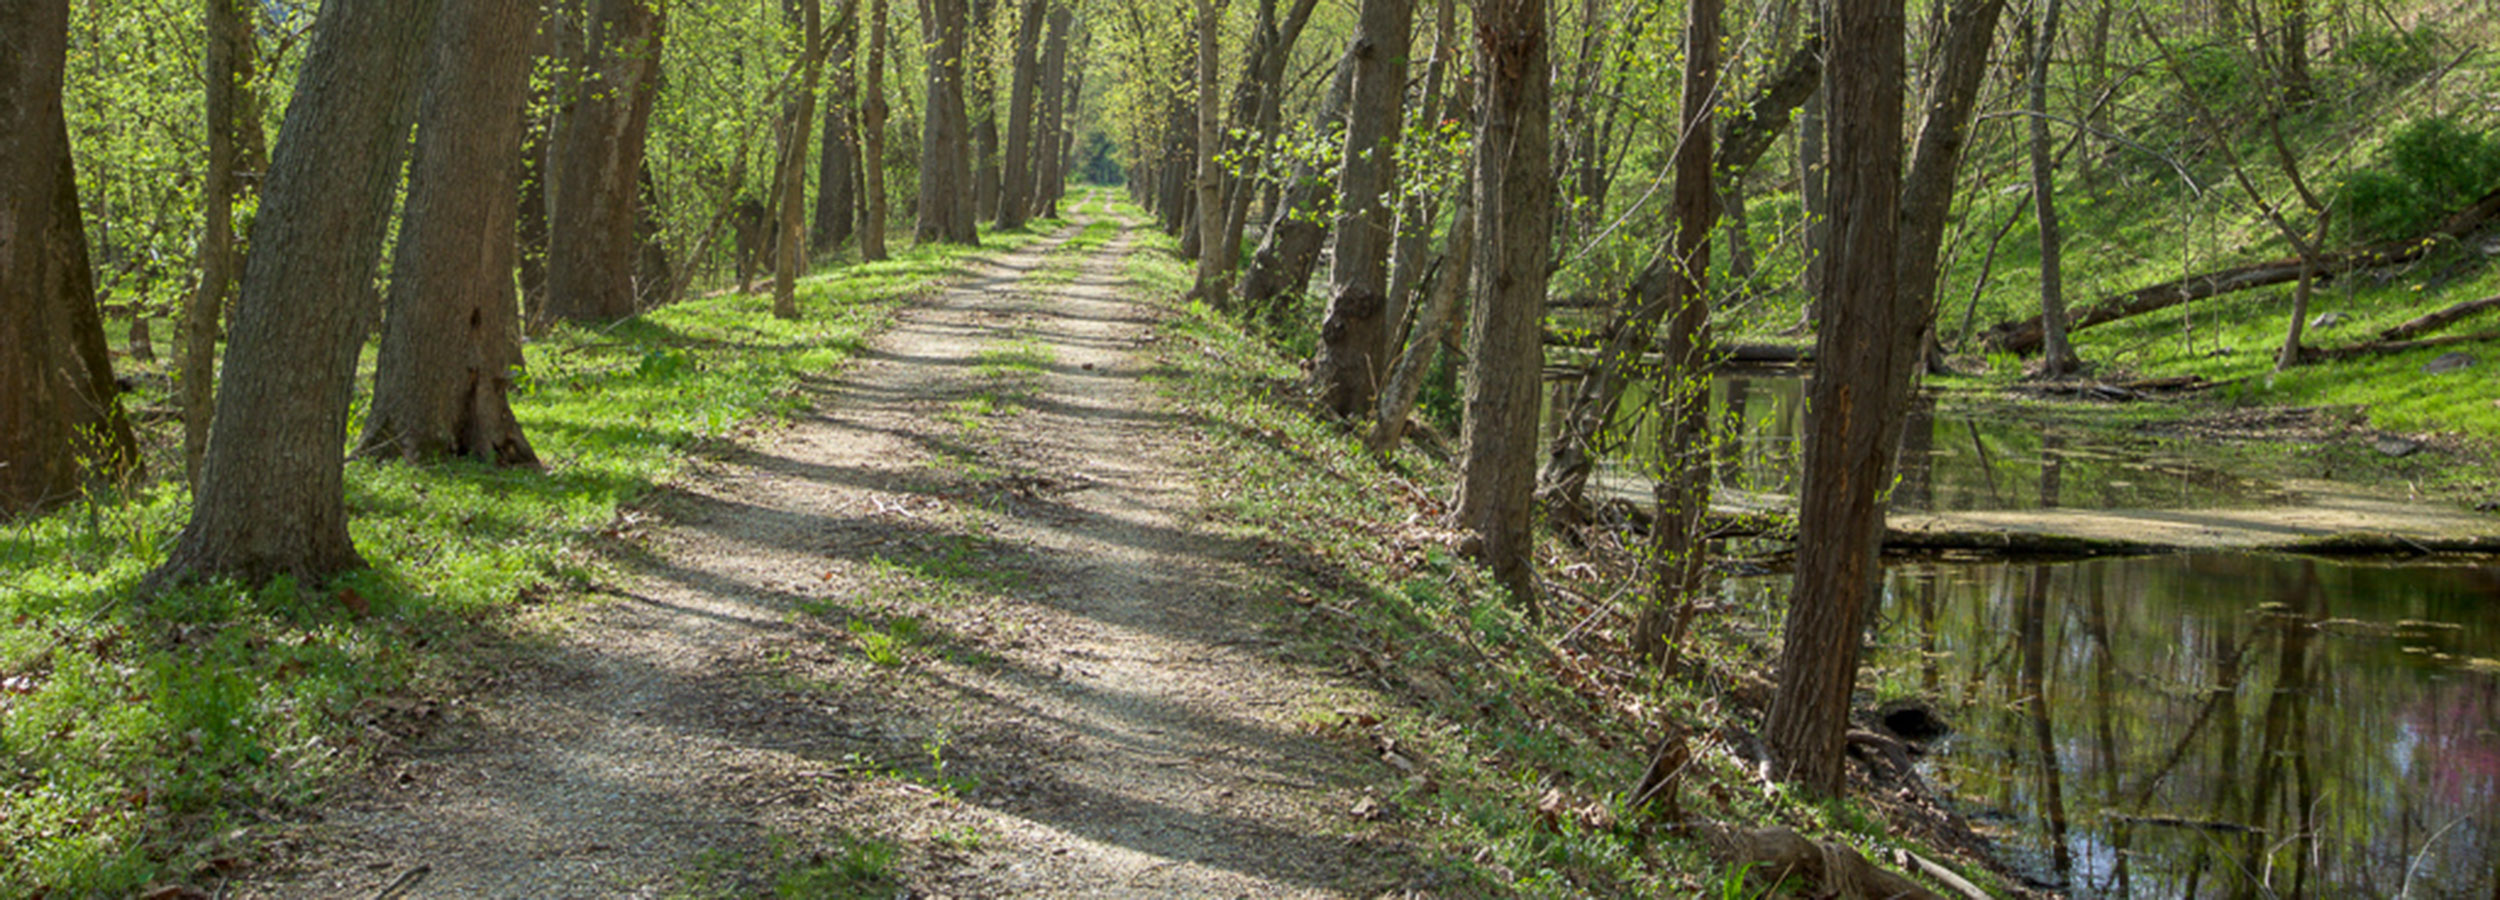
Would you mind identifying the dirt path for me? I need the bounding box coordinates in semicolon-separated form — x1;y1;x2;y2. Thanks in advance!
238;194;1427;898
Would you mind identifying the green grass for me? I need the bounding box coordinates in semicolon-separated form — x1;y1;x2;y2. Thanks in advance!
0;228;1049;896
1111;197;2010;897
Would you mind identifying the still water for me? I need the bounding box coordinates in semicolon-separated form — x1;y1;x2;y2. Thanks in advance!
1726;555;2500;897
1587;375;2301;513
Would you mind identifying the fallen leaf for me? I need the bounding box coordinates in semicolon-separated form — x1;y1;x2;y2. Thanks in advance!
336;588;370;617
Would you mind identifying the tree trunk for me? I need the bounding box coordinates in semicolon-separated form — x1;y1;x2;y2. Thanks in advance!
1368;170;1473;454
1382;0;1456;342
185;0;254;486
1;0;140;516
1795;72;1828;313
774;0;827;319
1044;45;1083;215
1312;0;1413;418
518;5;556;326
996;0;1047;228
815;11;859;252
2028;0;2081;376
1234;46;1356;320
1457;0;1552;606
1898;0;2007;376
915;0;978;244
1634;0;1718;667
151;0;442;585
356;0;539;467
1029;4;1072;218
969;0;1000;223
861;0;892;260
1764;0;1909;796
1221;0;1324;300
546;0;666;323
1188;0;1230;299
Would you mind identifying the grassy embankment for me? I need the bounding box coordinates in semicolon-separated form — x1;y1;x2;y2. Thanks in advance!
0;222;1058;895
1117;200;2009;896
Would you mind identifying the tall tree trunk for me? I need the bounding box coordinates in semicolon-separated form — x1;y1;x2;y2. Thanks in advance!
1368;168;1473;453
1457;0;1552;606
518;4;556;326
1028;4;1073;218
816;11;860;252
1045;43;1083;215
1220;0;1323;295
357;0;539;466
1634;0;1719;667
1795;73;1828;316
1764;0;1909;795
969;0;1000;222
996;0;1047;228
1382;0;1457;340
2028;0;2081;376
1312;0;1413;418
915;0;978;244
546;0;667;322
151;0;442;585
774;0;828;319
1899;0;2007;375
1234;46;1356;319
1188;0;1230;298
1;0;140;516
861;0;892;259
185;0;254;486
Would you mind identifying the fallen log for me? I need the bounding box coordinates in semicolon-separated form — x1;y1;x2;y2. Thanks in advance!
2377;294;2500;342
1983;187;2500;353
2303;329;2500;363
1697;823;1946;900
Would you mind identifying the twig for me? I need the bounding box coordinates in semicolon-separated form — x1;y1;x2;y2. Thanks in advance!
367;865;429;900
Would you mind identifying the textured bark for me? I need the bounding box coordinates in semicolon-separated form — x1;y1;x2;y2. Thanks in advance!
1233;47;1355;320
915;0;978;244
1028;5;1072;218
1311;0;1413;418
152;0;442;585
1367;170;1472;454
357;0;540;467
814;11;859;252
774;0;828;319
2027;0;2080;376
1897;0;2005;374
546;0;666;322
1457;0;1551;605
996;0;1047;228
1764;0;1908;795
969;0;1000;223
1634;0;1718;667
860;0;891;259
185;0;254;485
1187;0;1229;299
1;0;139;516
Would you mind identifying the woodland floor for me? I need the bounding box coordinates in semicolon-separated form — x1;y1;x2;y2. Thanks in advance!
232;197;1433;898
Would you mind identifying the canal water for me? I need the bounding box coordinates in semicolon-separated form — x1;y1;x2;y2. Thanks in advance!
1724;555;2500;897
1633;378;2500;896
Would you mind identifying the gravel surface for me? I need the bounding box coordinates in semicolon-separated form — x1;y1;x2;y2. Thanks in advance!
235;198;1431;898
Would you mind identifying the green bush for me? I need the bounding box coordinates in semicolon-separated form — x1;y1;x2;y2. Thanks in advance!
2333;115;2500;240
2337;25;2439;83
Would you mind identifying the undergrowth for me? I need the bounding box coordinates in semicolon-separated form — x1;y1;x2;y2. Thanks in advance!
0;227;1054;896
1114;199;2004;897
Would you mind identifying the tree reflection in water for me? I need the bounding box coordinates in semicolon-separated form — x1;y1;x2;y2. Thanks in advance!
1727;554;2500;898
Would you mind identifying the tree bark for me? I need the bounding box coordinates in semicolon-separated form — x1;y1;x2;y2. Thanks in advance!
1383;0;1456;344
2028;0;2081;376
356;0;540;467
1187;0;1231;299
185;0;254;486
1233;46;1356;320
815;11;860;252
1028;4;1073;218
151;0;442;585
969;0;1000;223
1764;0;1909;795
774;0;828;319
1217;0;1322;301
1368;169;1473;454
1635;0;1719;667
996;0;1047;228
861;0;892;259
1311;0;1413;418
915;0;978;244
1;0;140;516
1898;0;2007;377
1457;0;1552;606
518;4;556;326
546;0;667;323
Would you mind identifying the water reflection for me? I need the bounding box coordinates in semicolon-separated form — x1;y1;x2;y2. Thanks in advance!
1594;376;2299;513
1727;555;2500;898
